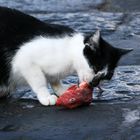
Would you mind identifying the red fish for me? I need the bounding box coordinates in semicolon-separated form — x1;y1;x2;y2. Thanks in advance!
56;82;93;109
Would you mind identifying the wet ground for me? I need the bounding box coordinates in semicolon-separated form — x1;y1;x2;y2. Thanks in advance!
0;0;140;140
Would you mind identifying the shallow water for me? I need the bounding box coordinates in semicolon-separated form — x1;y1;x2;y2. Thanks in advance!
0;0;140;38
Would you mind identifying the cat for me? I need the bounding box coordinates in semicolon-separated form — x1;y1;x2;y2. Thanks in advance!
0;7;132;105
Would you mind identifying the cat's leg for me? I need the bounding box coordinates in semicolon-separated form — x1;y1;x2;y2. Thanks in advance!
77;70;94;83
20;65;57;106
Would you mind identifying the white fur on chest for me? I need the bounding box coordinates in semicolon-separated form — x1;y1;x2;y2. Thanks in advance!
11;33;93;84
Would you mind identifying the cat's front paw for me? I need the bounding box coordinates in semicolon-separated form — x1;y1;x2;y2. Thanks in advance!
80;74;94;83
47;95;58;105
38;94;58;106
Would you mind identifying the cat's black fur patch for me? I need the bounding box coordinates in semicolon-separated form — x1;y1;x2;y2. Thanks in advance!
0;6;75;86
83;32;131;85
84;36;121;73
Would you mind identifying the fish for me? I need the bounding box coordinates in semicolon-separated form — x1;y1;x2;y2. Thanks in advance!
56;82;93;109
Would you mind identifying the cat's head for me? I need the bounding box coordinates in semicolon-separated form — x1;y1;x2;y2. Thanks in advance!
83;30;132;86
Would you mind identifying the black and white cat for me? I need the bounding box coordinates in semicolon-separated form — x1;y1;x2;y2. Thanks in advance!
0;7;132;105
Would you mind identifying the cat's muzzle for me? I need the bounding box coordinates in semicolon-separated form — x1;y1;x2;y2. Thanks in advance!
89;72;105;87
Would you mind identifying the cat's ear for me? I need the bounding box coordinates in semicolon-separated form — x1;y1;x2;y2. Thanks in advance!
118;48;133;56
92;29;101;45
85;30;101;50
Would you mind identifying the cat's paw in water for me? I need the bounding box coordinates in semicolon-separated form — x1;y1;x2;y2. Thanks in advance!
38;94;58;106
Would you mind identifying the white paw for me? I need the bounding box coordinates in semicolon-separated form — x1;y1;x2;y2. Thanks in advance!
38;94;58;106
47;95;58;105
79;70;94;83
80;74;93;83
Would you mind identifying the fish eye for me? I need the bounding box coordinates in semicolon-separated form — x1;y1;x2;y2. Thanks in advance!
69;98;76;103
